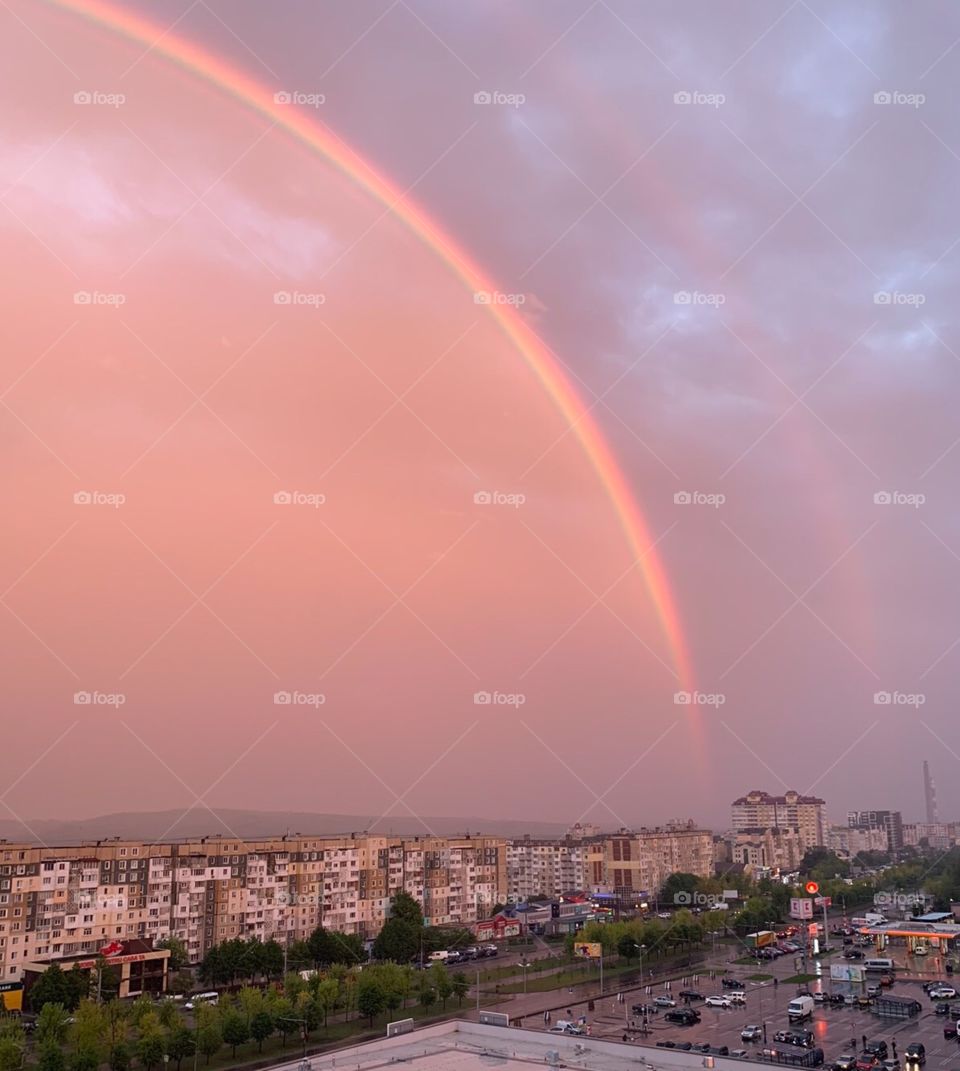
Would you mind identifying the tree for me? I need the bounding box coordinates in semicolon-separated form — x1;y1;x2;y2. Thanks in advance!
659;873;701;908
37;1042;66;1071
197;1025;222;1066
29;966;69;1012
272;998;297;1047
617;935;640;962
452;974;469;1007
156;937;189;972
108;1041;131;1071
357;978;387;1026
314;978;339;1028
221;1011;250;1057
389;892;424;927
136;1034;165;1071
165;1028;194;1071
36;1004;71;1047
419;985;436;1012
372;918;420;964
430;963;453;1009
103;1000;129;1045
157;1000;179;1031
0;1038;23;1071
69;1048;100;1071
250;1011;274;1053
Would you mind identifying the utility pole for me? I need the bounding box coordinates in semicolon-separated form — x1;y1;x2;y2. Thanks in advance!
476;969;480;1017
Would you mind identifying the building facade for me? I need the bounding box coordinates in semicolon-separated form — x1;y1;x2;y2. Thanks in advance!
505;839;590;902
732;828;805;872
597;824;714;897
0;835;506;982
731;790;826;850
846;810;904;853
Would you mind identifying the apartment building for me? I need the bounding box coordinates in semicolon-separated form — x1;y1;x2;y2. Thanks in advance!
598;823;714;896
505;838;590;901
846;810;904;853
731;790;826;850
0;834;506;982
732;828;805;872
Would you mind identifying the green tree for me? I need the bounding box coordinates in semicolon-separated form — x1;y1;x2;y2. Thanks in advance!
372;919;420;964
357;978;386;1026
197;1025;222;1066
157;1000;179;1031
315;978;339;1028
37;1042;66;1071
156;937;189;971
28;966;69;1012
103;1000;129;1045
452;974;469;1007
36;1004;71;1047
430;963;453;1009
388;892;424;927
250;1011;274;1053
69;1048;100;1071
419;985;436;1012
0;1037;24;1071
659;872;701;909
165;1028;194;1071
617;935;640;962
136;1034;165;1071
271;998;296;1047
108;1041;131;1071
221;1011;250;1057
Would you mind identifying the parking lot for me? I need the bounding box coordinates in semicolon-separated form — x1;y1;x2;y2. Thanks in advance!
533;967;960;1068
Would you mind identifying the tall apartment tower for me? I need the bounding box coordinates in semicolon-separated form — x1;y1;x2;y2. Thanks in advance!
923;760;939;823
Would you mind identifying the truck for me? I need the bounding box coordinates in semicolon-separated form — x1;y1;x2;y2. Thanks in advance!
864;913;887;925
788;995;815;1022
748;930;777;949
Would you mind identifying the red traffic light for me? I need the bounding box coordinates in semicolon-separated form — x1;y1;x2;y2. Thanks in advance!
804;881;819;895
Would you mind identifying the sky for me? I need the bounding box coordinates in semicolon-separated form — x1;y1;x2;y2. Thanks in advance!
1;0;959;836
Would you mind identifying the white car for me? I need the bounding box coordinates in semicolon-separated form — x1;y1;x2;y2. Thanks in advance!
930;985;957;999
741;1026;763;1042
728;992;747;1005
653;996;676;1008
705;995;732;1008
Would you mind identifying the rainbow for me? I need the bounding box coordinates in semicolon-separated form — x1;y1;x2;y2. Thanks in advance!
45;0;694;691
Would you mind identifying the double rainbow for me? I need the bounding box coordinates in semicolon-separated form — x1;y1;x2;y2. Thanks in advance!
45;0;694;692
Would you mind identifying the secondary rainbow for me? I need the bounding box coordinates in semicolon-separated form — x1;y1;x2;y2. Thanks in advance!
46;0;695;692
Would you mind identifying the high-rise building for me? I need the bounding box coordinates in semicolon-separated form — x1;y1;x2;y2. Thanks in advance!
600;822;714;897
923;760;939;823
731;790;826;850
846;810;904;853
505;838;589;901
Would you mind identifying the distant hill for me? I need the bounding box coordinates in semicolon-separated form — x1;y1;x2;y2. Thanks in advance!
0;809;572;845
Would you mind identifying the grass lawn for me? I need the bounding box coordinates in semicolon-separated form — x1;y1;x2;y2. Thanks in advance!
782;973;819;984
744;973;774;981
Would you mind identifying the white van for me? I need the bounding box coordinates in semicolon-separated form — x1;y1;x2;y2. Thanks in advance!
184;992;219;1010
863;958;894;972
428;950;449;961
788;995;814;1022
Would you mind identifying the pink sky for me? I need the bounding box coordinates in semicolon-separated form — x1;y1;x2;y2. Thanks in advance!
1;0;959;833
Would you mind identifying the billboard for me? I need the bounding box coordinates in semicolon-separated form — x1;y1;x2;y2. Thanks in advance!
830;963;865;982
0;982;23;1014
790;897;814;919
574;942;602;959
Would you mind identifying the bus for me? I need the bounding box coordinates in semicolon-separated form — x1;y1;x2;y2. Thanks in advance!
184;992;219;1010
863;958;894;972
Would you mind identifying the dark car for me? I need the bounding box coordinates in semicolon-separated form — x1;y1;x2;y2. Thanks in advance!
656;1041;676;1049
676;1042;693;1051
665;1009;700;1025
863;1042;888;1060
722;977;742;989
904;1043;926;1065
844;949;864;960
944;1024;959;1041
711;1046;730;1057
679;990;704;1001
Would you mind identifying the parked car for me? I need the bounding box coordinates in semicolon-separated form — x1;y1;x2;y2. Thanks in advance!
731;1050;749;1059
855;1056;879;1071
705;995;732;1008
863;1042;888;1060
728;992;747;1005
741;1026;763;1042
679;990;705;1001
654;996;676;1008
932;986;959;999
